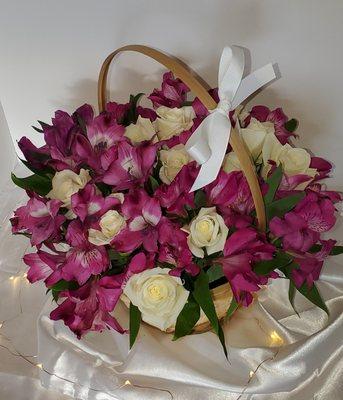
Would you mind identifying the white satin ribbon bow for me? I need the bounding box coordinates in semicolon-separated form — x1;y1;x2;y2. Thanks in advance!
185;46;277;192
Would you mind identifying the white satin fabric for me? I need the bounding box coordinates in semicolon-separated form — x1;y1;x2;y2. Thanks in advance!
0;171;343;400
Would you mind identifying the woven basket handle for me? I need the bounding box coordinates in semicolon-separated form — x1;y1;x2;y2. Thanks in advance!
98;44;266;231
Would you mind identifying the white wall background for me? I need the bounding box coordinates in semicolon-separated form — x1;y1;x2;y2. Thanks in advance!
0;0;342;188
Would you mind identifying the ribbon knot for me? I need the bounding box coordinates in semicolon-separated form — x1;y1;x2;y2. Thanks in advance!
185;45;277;192
214;98;232;116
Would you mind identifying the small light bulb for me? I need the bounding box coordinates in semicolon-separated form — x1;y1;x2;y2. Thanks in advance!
36;363;43;370
22;272;28;279
124;380;131;386
9;276;15;281
270;330;283;346
0;323;3;329
249;371;254;378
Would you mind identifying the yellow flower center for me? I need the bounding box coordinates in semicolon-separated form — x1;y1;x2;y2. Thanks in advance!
148;284;163;300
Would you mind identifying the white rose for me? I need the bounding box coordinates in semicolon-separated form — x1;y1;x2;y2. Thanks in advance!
48;168;91;208
222;152;242;173
186;207;228;258
88;210;126;246
240;118;275;160
262;134;317;184
123;267;189;331
156;106;195;140
125;116;156;145
159;144;191;184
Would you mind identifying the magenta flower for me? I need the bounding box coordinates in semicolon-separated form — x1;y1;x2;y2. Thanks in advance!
11;195;65;246
102;141;156;190
18;137;51;170
148;72;189;108
62;220;109;285
310;156;332;180
113;190;162;253
292;239;336;288
155;162;198;216
249;105;295;144
217;228;276;306
23;250;65;286
50;281;126;338
71;184;121;222
158;217;199;277
270;192;336;252
192;88;219;118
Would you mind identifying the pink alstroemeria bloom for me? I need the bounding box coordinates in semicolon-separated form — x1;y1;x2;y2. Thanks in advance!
292;239;336;288
310;156;332;181
148;72;189;108
23;250;65;286
158;218;200;277
270;192;336;252
102;141;156;190
11;195;65;246
71;184;121;222
206;170;260;227
113;190;162;253
62;220;109;285
155;162;198;216
50;280;125;338
249;105;295;144
18;137;51;170
217;228;276;306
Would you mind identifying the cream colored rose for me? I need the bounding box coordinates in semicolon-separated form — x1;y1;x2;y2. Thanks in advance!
88;210;126;246
156;106;195;140
240;118;275;160
123;267;189;331
125;116;156;145
222;152;242;173
159;144;190;184
262;134;317;186
48;168;91;208
185;207;228;258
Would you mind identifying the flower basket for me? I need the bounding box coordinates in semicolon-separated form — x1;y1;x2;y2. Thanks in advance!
11;44;343;355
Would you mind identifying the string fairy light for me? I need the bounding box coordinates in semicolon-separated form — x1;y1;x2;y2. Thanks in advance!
0;268;174;399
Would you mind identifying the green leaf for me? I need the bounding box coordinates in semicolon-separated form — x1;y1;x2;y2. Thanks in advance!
309;244;343;256
265;192;305;222
194;190;207;209
149;176;160;193
129;303;141;348
193;271;227;358
11;172;52;196
284;118;299;133
280;263;329;315
226;297;239;318
288;280;299;316
297;282;329;315
254;251;292;275
95;182;112;196
206;264;224;283
264;165;283;204
123;93;144;125
173;294;200;340
48;279;79;303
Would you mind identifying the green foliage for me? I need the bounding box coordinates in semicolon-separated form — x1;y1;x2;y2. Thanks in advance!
206;264;224;283
226;297;239;318
48;279;79;302
122;93;144;125
129;303;141;348
265;192;305;222
264;165;283;204
148;176;160;194
192;271;227;358
309;244;343;256
11;172;52;196
254;251;292;276
284;118;299;132
194;190;207;209
173;294;200;340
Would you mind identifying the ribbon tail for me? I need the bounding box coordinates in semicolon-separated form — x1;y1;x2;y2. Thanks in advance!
232;63;277;109
185;116;213;165
188;113;231;192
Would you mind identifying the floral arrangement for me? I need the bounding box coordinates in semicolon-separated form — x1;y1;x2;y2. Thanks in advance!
11;71;342;355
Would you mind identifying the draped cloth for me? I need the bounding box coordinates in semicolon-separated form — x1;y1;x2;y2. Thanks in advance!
0;173;342;400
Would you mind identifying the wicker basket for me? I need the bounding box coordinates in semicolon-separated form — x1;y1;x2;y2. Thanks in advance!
98;45;266;333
